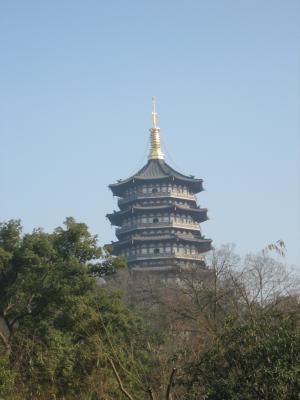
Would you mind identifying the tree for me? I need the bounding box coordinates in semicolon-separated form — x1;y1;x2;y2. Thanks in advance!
0;218;155;399
111;244;300;399
183;312;300;400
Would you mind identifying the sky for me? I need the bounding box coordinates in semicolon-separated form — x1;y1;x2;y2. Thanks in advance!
1;1;299;266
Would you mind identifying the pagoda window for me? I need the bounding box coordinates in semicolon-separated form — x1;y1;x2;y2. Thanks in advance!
154;248;160;254
152;187;158;193
153;217;159;223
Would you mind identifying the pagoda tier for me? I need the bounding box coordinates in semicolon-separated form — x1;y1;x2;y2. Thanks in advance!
114;236;212;271
117;188;197;210
115;222;201;239
107;204;208;226
112;234;212;250
109;159;204;197
106;99;212;272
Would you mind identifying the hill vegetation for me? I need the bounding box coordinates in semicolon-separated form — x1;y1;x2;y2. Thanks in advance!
0;219;299;399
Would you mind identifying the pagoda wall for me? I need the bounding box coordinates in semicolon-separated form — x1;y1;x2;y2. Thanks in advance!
120;213;199;227
119;242;204;258
123;183;195;197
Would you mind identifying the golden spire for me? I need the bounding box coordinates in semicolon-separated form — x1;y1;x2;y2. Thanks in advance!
148;97;165;160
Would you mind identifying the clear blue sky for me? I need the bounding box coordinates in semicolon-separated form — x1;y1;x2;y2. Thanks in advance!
1;1;299;266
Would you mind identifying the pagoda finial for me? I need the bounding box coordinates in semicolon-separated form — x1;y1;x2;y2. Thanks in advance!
151;96;158;128
148;97;165;160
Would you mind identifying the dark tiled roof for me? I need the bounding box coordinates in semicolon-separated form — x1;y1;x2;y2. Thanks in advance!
106;204;208;225
112;235;212;248
136;159;192;179
109;159;203;195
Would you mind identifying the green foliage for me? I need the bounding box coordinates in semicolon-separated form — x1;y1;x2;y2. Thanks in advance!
0;218;157;399
1;220;299;400
183;313;300;400
0;355;17;399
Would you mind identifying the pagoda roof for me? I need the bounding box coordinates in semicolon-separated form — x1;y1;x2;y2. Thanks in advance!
109;159;204;196
112;234;212;249
106;204;208;226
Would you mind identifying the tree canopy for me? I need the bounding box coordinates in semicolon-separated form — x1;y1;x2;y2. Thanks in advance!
0;218;156;399
183;312;300;400
0;220;299;399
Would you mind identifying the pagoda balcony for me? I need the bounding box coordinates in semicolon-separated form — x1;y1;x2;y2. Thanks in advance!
116;221;200;235
107;204;208;225
117;190;196;206
126;251;204;262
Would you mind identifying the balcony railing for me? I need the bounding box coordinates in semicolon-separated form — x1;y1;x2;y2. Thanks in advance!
126;252;204;262
116;221;199;235
118;190;196;206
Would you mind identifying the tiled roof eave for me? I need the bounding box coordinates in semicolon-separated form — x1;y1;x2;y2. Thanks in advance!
106;206;208;225
112;236;212;248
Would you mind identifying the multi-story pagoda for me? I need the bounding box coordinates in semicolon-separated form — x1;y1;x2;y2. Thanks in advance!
107;99;212;272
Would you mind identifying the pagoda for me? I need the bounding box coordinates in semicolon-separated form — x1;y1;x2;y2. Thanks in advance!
106;99;212;272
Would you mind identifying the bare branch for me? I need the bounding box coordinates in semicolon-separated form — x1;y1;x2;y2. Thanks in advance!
147;387;156;400
0;330;11;355
108;357;136;400
166;368;177;400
